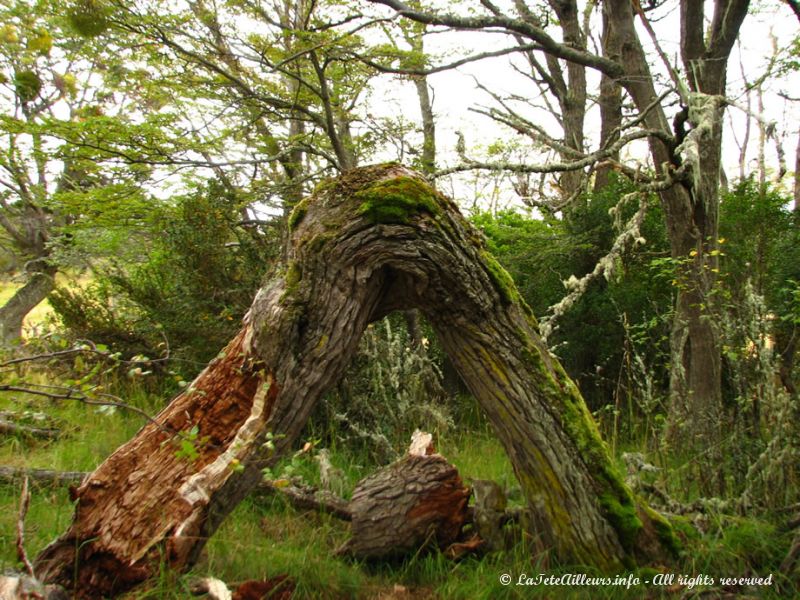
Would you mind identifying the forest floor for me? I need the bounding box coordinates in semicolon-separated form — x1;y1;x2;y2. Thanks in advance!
0;285;795;599
0;378;796;599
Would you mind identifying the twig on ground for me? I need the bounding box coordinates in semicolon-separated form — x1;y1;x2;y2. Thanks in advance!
16;476;35;578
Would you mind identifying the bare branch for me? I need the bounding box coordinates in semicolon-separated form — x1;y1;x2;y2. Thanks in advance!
367;0;624;78
353;43;542;76
435;128;673;178
16;477;35;578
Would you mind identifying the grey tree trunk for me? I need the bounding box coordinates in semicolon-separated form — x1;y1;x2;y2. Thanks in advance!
601;0;748;493
35;165;677;598
0;267;55;346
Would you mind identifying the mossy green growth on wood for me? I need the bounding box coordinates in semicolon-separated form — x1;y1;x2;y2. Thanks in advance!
282;261;302;301
288;197;310;231
354;176;440;224
555;363;643;552
643;505;682;557
516;327;644;553
480;250;520;305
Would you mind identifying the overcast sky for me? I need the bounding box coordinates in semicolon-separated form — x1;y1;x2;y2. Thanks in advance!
360;0;800;209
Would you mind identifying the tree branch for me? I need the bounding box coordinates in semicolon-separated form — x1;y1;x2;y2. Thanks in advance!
367;0;624;78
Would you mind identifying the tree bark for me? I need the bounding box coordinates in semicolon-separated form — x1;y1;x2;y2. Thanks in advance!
594;8;622;192
601;0;748;492
0;266;55;346
337;452;470;559
35;164;676;597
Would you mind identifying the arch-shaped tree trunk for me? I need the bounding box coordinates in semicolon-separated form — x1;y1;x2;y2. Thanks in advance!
35;164;677;597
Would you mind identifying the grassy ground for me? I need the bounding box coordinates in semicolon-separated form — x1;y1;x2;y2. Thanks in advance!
0;370;796;598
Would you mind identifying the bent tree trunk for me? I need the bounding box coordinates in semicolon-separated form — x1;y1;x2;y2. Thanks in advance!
35;164;677;597
0;265;56;346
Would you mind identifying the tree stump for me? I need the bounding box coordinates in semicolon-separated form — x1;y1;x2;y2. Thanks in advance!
471;479;509;552
338;444;470;559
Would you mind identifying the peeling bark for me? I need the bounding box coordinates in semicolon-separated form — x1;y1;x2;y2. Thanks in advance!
36;164;676;597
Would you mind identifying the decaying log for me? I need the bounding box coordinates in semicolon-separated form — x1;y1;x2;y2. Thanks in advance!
471;479;509;552
0;575;68;600
189;577;232;600
0;466;87;486
188;576;295;600
259;479;352;520
0;464;352;519
337;451;470;559
0;417;60;439
34;164;677;598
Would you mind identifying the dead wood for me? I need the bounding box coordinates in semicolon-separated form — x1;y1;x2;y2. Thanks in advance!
337;451;470;560
0;464;351;520
259;479;351;520
32;164;675;597
16;476;35;577
0;415;60;439
0;466;87;486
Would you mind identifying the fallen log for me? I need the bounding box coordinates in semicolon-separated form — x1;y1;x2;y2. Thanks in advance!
258;479;352;520
0;466;86;486
33;164;677;597
0;417;60;439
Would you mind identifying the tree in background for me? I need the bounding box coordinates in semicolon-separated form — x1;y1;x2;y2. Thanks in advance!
368;0;757;493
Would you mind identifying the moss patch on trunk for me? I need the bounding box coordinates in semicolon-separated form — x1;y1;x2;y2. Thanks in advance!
355;176;440;224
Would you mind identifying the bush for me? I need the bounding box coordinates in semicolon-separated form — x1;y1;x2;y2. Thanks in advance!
51;181;281;372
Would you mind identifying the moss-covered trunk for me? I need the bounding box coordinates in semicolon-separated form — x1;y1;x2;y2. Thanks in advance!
36;164;676;597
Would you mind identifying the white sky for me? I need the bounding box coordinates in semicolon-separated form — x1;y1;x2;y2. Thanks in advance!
360;0;800;210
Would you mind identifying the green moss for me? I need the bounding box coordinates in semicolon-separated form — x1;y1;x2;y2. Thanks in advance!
355;176;440;224
283;261;302;297
669;514;700;542
288;198;310;231
480;251;520;305
312;177;337;196
559;375;643;550
598;492;642;553
644;505;682;557
304;232;333;253
517;327;643;552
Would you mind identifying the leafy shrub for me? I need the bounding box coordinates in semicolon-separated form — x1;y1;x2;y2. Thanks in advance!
51;181;280;371
309;313;453;463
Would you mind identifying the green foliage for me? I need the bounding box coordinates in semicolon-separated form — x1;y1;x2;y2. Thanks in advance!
67;0;112;38
12;69;42;102
472;175;673;414
51;181;280;368
309;314;453;463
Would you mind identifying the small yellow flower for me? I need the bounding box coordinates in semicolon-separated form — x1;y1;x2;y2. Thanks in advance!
689;249;698;257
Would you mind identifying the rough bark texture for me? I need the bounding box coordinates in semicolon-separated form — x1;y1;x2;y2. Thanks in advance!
0;267;55;345
593;8;622;192
36;164;676;597
602;0;748;492
338;453;470;559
